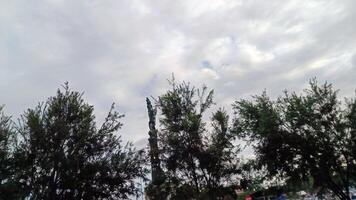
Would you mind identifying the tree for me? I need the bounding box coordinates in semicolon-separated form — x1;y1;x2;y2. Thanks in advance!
198;109;240;198
156;80;211;199
145;98;167;200
232;79;356;200
14;83;146;199
148;78;240;199
0;106;21;199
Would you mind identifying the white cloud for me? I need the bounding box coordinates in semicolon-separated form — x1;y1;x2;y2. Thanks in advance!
0;0;356;145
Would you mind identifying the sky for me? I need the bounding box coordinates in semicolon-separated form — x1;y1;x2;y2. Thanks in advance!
1;0;356;147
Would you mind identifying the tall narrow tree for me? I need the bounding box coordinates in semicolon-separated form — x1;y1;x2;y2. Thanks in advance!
145;98;166;200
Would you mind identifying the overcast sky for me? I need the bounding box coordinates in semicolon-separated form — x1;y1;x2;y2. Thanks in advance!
1;0;356;146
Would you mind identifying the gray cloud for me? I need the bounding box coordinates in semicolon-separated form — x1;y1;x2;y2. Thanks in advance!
1;0;355;145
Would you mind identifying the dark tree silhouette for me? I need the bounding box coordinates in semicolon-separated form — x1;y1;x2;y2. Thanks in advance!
145;98;166;200
232;79;356;200
198;109;240;198
13;83;146;199
0;106;21;199
146;78;240;199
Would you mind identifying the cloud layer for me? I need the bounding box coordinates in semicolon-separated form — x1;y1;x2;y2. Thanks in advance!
1;0;356;144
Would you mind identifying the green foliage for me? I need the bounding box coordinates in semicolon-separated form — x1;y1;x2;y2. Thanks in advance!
150;79;240;199
0;106;12;185
0;106;22;199
13;83;147;199
2;77;355;199
232;79;356;200
146;97;167;200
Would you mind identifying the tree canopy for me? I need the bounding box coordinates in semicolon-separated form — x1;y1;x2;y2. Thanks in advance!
232;79;356;200
0;106;20;199
0;78;355;200
146;79;241;200
13;83;146;199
